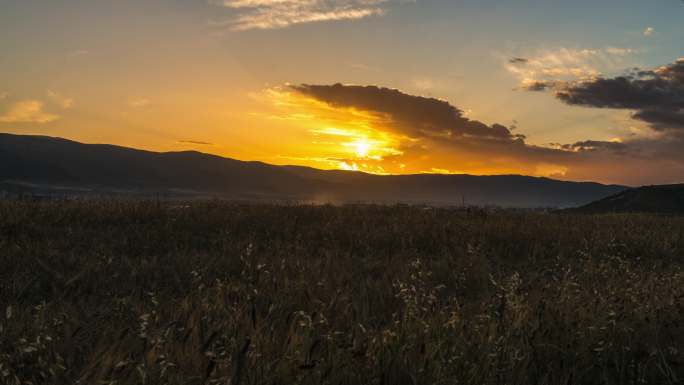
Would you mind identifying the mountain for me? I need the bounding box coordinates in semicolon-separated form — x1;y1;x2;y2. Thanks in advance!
0;133;626;207
572;184;684;214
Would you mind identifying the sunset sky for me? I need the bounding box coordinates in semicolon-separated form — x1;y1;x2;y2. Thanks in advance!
1;0;683;186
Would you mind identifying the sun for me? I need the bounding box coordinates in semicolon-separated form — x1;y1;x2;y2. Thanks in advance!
353;139;371;158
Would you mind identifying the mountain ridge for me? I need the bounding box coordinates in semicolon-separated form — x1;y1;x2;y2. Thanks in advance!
0;133;627;207
571;184;684;214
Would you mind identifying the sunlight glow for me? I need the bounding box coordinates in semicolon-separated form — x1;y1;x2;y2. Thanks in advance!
261;88;405;174
353;139;371;157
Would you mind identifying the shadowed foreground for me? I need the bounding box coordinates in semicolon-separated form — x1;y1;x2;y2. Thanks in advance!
1;201;683;384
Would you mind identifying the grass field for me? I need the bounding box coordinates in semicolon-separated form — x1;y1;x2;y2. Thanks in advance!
1;200;683;385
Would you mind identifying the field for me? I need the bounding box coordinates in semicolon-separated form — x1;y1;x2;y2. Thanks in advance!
1;200;683;385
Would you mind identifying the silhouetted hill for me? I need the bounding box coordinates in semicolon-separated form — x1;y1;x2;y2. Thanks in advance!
572;184;684;214
0;133;626;207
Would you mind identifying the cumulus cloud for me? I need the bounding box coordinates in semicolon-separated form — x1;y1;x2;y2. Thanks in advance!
0;100;59;124
633;109;684;130
211;0;391;31
556;58;684;131
514;57;684;184
291;83;522;141
643;27;654;36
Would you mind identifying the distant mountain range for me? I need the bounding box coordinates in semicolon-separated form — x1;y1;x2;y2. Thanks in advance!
0;133;627;208
572;184;684;214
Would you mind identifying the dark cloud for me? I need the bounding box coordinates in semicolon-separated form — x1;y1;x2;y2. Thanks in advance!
522;81;556;92
559;140;627;153
290;83;584;175
509;57;529;64
291;83;517;141
555;58;684;130
288;83;684;185
178;140;214;145
632;109;684;130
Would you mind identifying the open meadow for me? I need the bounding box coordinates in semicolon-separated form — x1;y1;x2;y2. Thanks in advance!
1;200;683;385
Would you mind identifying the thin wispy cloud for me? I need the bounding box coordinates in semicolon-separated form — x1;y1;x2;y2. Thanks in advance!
128;98;151;108
210;0;392;31
410;77;437;91
178;140;215;146
69;49;89;56
0;100;59;124
505;47;637;91
46;90;74;109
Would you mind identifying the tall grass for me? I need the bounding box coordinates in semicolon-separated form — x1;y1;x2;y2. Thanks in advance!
1;200;683;384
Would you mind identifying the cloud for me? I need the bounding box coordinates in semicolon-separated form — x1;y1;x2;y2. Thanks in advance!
555;140;627;153
69;49;89;56
46;90;74;109
410;77;436;91
178;140;214;146
643;27;654;36
506;47;636;89
280;83;583;177
520;80;558;92
632;109;684;130
509;57;528;64
0;92;7;100
520;57;684;184
267;83;684;184
210;0;391;30
0;100;59;124
291;83;521;141
128;98;151;108
555;58;684;131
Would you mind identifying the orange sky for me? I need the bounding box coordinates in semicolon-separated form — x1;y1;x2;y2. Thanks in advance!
1;1;683;186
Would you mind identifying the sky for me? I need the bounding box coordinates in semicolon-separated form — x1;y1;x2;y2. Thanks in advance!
1;0;683;186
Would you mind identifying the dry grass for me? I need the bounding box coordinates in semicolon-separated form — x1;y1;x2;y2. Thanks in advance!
1;200;683;384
